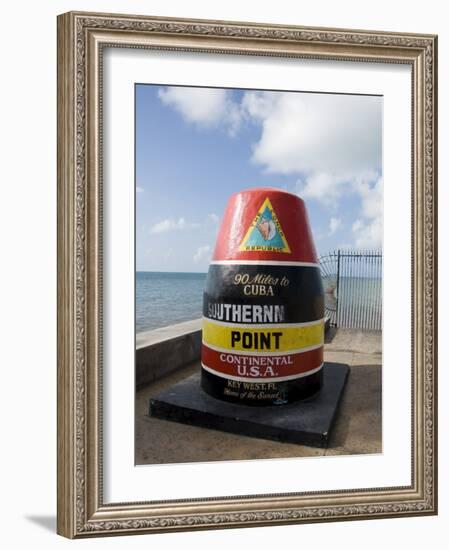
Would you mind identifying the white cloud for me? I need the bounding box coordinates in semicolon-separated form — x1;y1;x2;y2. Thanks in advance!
296;173;350;208
353;175;383;220
149;213;221;235
352;219;364;233
136;186;144;193
242;91;382;176
158;87;242;135
156;87;383;250
150;217;200;234
207;213;219;224
351;177;383;248
193;245;212;264
328;217;342;236
150;218;186;234
241;91;278;120
352;217;383;248
241;90;383;249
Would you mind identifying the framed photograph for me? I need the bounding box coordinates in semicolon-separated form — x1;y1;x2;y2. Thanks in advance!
57;11;437;538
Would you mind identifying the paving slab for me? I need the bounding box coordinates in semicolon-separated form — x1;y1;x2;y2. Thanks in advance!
325;364;382;455
135;329;382;465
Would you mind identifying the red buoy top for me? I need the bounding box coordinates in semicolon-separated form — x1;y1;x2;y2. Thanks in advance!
212;187;318;264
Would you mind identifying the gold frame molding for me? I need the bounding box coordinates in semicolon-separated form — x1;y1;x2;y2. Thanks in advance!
57;11;438;538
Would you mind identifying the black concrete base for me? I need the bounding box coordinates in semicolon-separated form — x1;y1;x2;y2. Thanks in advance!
149;362;349;448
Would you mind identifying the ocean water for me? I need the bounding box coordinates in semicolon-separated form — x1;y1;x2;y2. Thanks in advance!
323;276;382;329
136;272;383;334
136;272;206;333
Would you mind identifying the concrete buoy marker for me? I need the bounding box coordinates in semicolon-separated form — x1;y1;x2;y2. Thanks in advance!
201;187;325;405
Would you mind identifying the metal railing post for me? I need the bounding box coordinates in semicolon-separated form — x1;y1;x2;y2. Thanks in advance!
336;249;341;328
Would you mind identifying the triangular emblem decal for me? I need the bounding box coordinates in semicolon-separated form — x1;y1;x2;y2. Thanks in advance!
239;198;291;253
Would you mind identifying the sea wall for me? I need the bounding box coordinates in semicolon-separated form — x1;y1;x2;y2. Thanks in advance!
136;319;202;389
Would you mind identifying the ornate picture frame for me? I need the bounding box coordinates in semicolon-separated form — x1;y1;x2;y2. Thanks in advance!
57;11;437;538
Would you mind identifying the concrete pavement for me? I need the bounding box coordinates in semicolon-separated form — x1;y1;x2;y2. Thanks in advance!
135;328;382;464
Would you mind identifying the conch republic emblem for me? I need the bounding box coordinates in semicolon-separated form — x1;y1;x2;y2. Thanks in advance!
201;188;324;405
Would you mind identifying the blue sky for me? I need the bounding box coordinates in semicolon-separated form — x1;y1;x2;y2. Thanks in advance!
136;85;382;272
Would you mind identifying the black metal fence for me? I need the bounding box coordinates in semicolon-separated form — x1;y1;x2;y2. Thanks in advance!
319;250;382;330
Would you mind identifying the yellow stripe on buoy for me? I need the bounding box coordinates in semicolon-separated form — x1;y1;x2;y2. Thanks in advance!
202;318;324;353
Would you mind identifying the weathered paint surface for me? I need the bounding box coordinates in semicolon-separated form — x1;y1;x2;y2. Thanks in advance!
201;188;324;405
